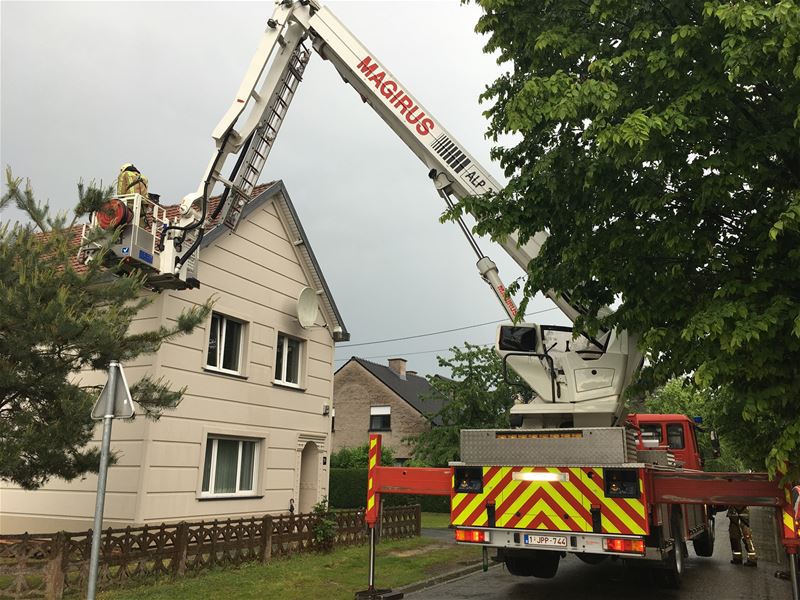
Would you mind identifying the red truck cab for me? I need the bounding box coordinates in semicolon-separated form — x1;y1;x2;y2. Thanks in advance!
628;414;704;470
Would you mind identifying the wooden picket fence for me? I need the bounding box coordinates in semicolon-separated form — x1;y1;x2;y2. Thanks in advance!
0;504;421;599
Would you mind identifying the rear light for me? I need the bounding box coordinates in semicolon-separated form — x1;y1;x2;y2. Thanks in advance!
455;529;490;543
603;537;645;554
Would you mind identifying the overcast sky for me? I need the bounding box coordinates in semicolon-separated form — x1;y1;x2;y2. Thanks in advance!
1;1;568;377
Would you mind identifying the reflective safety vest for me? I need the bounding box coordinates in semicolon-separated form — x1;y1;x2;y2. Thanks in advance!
117;170;149;197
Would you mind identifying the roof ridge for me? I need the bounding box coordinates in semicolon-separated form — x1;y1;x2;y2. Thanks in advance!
158;182;275;210
353;356;430;380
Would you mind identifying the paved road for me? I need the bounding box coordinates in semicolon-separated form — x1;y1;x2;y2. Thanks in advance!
411;517;793;599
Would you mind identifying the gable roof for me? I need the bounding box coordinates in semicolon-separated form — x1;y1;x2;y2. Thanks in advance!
202;181;349;342
337;357;446;424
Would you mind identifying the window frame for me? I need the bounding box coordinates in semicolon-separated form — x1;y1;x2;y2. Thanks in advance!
640;423;663;444
200;435;261;499
666;423;686;450
274;332;305;388
369;406;391;432
205;312;246;376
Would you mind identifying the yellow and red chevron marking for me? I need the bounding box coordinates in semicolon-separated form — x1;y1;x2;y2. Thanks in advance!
780;487;798;542
783;507;796;540
580;468;647;535
451;467;647;536
366;435;380;526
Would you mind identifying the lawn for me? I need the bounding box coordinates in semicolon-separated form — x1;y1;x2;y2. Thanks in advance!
95;536;480;600
420;512;452;529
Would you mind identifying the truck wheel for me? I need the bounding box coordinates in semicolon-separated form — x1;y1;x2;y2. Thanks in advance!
529;551;560;578
661;514;687;589
505;555;536;577
504;550;560;579
692;515;715;557
575;552;607;565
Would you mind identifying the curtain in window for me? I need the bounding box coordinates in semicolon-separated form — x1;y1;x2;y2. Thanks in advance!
201;442;213;492
207;314;222;367
275;334;285;380
222;320;242;371
286;338;299;383
214;439;239;493
239;441;256;491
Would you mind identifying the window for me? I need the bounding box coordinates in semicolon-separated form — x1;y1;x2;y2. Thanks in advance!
274;333;303;386
201;437;259;497
369;406;391;431
666;424;685;449
641;424;663;444
206;312;244;374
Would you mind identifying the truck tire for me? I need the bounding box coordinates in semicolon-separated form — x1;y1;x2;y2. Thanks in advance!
660;512;687;589
504;550;560;579
692;515;715;557
575;552;607;565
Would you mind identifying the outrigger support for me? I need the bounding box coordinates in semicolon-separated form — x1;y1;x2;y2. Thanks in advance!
354;435;451;600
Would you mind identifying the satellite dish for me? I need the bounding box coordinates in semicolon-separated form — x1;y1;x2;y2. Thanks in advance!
297;287;319;328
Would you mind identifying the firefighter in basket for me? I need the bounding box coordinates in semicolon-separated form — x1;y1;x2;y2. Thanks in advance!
117;163;148;197
728;505;757;566
110;163;158;231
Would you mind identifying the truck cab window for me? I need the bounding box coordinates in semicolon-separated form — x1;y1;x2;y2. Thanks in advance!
666;424;685;449
641;424;662;444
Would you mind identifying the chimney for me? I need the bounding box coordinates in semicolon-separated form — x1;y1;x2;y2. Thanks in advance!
407;370;417;377
387;358;407;380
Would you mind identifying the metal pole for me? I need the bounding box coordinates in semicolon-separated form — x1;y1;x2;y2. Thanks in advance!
790;552;799;600
368;526;376;592
87;361;118;600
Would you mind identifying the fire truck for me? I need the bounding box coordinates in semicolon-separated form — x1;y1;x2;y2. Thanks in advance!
84;0;799;596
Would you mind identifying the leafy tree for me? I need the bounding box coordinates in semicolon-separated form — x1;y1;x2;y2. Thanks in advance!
1;170;210;489
409;343;533;466
458;1;800;480
631;379;747;472
330;442;395;468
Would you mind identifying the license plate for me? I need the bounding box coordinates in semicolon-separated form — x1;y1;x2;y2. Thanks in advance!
523;534;568;548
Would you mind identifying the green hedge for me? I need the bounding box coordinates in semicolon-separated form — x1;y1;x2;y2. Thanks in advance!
329;468;450;513
329;468;369;509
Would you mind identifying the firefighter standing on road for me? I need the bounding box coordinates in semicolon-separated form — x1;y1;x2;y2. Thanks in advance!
728;505;757;566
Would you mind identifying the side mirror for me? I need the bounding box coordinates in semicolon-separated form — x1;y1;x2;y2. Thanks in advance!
497;324;540;353
709;430;721;458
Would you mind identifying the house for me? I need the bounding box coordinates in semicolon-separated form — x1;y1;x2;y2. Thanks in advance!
332;357;445;463
0;181;348;534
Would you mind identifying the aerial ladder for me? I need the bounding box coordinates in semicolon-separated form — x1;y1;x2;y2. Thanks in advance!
91;0;638;433
87;1;799;597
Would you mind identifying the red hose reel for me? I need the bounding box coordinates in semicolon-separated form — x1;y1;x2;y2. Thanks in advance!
95;199;133;230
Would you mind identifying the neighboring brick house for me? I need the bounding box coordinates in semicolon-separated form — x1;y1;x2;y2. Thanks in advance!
0;181;348;534
332;358;445;463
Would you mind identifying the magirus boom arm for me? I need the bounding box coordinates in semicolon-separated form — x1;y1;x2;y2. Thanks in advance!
107;0;641;428
172;0;583;325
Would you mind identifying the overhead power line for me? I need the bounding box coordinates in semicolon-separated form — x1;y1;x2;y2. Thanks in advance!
337;307;558;349
334;342;494;362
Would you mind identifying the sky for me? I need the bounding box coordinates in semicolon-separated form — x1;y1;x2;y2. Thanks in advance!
1;0;569;377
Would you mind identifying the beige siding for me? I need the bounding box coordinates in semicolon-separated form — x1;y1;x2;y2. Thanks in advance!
332;362;430;461
1;191;338;534
0;295;165;534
